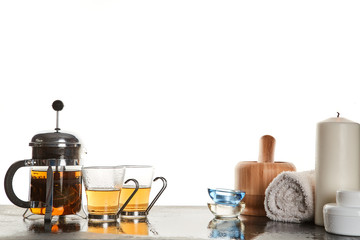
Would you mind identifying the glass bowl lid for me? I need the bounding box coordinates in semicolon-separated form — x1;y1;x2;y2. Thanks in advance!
208;188;245;206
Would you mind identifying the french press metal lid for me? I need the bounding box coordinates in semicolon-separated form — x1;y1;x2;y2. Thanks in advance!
4;100;82;224
29;100;81;165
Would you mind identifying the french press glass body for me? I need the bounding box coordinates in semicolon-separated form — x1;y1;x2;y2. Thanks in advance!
4;100;83;222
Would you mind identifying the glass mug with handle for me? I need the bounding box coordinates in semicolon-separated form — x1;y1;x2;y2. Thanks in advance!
119;165;167;218
82;166;139;222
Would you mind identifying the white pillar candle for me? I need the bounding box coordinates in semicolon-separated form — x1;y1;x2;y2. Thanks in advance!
315;114;360;226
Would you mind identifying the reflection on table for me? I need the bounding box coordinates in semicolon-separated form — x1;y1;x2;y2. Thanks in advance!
208;217;245;240
0;205;345;239
24;213;157;236
25;216;83;233
120;218;151;235
87;217;157;236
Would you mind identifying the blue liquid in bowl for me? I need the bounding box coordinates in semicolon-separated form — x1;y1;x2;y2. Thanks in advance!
208;188;245;206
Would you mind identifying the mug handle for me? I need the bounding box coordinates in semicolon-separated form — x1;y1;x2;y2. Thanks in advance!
117;178;139;216
4;160;32;208
145;177;167;215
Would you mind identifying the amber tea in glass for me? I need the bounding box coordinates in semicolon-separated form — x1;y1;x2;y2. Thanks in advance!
30;168;82;215
119;187;151;212
86;189;121;214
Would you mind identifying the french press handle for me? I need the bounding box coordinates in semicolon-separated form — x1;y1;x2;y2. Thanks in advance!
4;160;33;208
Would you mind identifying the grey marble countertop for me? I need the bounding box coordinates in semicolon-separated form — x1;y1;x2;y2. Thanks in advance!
0;205;358;240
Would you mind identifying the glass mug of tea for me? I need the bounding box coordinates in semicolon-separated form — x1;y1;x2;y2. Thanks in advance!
119;165;167;218
82;166;139;222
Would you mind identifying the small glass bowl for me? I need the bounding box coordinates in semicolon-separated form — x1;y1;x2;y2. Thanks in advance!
208;188;245;206
207;202;245;219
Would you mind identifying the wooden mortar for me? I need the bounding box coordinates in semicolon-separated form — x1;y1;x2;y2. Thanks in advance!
235;135;296;216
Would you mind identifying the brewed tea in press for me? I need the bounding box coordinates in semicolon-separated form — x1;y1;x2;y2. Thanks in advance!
4;100;85;224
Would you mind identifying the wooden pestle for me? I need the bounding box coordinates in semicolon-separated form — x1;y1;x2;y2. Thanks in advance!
235;135;296;216
258;135;276;163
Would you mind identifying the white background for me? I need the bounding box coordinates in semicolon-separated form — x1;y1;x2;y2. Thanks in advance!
1;0;360;206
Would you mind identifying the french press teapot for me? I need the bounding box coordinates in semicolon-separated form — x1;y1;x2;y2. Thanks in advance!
4;100;83;223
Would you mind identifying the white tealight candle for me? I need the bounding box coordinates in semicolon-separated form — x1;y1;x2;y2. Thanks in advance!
315;113;360;226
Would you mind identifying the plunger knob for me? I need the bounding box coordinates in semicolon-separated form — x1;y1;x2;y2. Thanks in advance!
52;100;64;132
52;100;64;111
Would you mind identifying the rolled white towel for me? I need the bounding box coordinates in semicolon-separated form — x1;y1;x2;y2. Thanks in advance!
264;170;315;223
